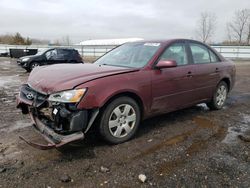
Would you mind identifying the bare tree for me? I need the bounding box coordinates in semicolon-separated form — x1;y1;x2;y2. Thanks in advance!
196;12;216;43
226;23;233;43
61;35;72;46
246;20;250;44
228;9;250;44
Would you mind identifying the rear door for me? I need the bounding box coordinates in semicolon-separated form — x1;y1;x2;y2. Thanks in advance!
55;49;67;63
188;42;221;101
151;42;197;114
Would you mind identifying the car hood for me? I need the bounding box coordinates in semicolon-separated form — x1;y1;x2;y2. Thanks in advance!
20;54;39;60
28;63;139;94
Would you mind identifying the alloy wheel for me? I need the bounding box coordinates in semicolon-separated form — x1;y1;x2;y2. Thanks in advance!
216;85;227;107
108;104;136;138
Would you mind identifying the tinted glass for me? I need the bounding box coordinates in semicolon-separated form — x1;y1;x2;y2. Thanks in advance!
55;49;67;60
159;43;188;65
190;43;210;64
56;49;64;55
95;42;161;68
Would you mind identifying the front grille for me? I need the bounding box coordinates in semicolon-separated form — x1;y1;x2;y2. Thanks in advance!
20;84;47;107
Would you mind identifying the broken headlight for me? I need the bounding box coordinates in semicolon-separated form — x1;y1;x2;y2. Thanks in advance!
48;88;87;103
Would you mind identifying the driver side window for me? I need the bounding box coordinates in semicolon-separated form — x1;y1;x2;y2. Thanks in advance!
159;43;188;65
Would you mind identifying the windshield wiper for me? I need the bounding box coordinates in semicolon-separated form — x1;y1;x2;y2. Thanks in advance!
100;63;133;68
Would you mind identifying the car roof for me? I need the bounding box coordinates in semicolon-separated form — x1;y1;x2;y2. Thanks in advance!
137;39;224;61
130;38;205;45
50;48;76;51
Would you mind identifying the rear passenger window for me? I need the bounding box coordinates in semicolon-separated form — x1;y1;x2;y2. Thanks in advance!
62;49;71;56
190;43;210;64
159;43;188;65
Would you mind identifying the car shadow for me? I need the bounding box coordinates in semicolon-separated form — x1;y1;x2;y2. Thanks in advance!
135;104;210;139
52;93;244;158
58;104;210;157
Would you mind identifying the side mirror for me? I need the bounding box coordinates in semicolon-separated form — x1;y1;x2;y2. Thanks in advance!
155;60;177;69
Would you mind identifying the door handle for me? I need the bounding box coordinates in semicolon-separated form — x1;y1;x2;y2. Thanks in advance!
215;68;219;73
186;71;193;77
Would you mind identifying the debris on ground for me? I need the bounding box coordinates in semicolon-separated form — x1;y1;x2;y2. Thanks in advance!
59;174;72;183
0;168;6;173
138;174;147;183
100;166;110;173
147;139;153;142
238;134;250;142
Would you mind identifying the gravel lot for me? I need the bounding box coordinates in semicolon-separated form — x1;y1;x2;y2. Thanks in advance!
0;57;250;188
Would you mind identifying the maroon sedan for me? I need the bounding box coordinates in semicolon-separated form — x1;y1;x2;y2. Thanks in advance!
17;39;235;149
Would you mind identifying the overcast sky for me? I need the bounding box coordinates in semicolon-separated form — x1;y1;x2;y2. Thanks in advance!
0;0;249;43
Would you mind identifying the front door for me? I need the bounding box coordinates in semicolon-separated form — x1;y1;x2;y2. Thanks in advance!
151;42;196;114
45;49;66;64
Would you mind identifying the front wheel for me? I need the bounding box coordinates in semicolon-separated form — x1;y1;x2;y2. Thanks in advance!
99;97;141;144
207;81;228;110
29;62;40;71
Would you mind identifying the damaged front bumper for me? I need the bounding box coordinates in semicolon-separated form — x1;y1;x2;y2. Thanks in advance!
20;114;84;150
17;84;98;150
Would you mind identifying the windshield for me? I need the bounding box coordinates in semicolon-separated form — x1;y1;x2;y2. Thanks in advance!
36;49;48;55
94;42;161;68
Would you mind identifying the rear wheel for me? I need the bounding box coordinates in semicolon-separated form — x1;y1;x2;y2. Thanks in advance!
99;97;141;144
207;81;228;110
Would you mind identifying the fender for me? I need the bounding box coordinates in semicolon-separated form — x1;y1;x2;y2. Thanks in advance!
76;70;152;117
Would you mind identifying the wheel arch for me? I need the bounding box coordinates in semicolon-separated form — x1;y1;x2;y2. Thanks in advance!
220;77;231;90
100;91;145;119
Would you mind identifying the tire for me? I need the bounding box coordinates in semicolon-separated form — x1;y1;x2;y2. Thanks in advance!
99;97;141;144
25;67;31;72
207;81;228;110
29;62;40;71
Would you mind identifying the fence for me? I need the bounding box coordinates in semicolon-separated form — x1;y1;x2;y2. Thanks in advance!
212;45;250;60
1;44;250;60
0;44;116;58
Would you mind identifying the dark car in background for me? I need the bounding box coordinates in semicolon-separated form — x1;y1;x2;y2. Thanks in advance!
17;48;83;72
17;39;235;149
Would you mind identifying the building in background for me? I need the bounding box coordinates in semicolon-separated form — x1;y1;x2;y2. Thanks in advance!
79;38;144;46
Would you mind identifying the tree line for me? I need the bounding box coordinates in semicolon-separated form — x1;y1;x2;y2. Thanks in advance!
0;32;32;45
0;32;72;46
196;9;250;45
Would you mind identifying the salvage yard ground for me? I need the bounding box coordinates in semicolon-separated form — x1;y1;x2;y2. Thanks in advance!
0;57;250;187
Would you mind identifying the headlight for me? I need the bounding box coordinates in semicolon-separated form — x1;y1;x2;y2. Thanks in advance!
48;88;87;103
22;57;30;62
